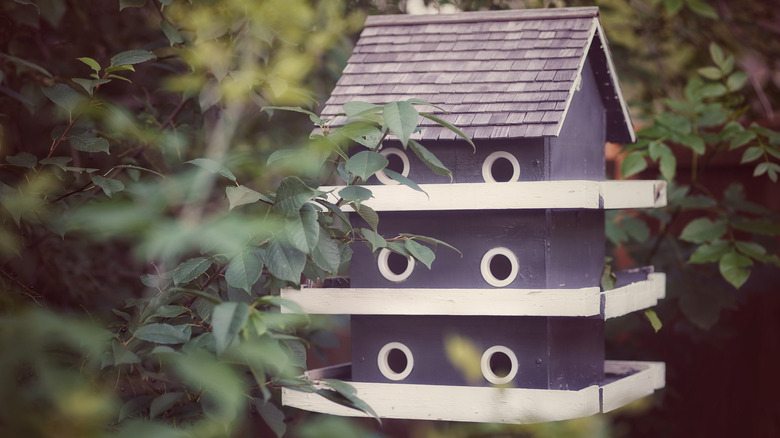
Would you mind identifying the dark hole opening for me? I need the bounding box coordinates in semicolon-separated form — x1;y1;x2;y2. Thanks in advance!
490;157;515;182
489;254;513;281
489;351;513;378
385;153;405;175
387;251;409;276
387;348;408;374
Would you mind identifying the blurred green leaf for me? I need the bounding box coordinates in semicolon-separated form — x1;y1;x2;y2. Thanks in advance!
42;83;83;112
149;392;184;419
160;20;184;46
110;49;155;66
134;323;191;344
644;309;663;332
664;0;683;14
726;72;748;91
621;151;648;178
186;158;236;181
719;250;753;288
92;175;124;197
686;0;718;19
6;151;37;168
254;399;286;438
226;185;269;210
212;302;250;356
71;134;110;154
679;217;727;243
689;240;730;263
697;66;722;80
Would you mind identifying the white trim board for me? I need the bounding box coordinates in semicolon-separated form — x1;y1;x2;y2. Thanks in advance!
281;273;665;319
282;360;665;423
318;180;667;212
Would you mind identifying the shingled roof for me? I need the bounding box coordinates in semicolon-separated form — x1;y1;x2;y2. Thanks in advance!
320;7;636;143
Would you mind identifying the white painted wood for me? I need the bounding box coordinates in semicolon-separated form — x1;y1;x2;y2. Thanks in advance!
318;180;666;212
283;379;601;424
600;180;667;209
281;286;602;317
281;273;665;318
601;361;666;413
281;360;664;423
603;273;666;319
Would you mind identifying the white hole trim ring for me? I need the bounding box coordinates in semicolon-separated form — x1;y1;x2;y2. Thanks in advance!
378;248;415;283
482;151;520;183
481;345;519;385
377;342;414;381
375;148;410;185
480;247;519;288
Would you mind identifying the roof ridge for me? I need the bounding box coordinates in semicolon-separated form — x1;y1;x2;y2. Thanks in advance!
364;7;600;27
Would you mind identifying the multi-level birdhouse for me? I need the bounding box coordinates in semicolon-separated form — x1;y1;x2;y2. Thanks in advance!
282;7;666;423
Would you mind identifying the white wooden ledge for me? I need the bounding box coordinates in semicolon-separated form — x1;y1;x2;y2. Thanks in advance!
281;273;665;319
319;180;666;211
282;360;665;423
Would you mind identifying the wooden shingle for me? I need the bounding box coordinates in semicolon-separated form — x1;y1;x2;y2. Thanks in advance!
321;7;635;142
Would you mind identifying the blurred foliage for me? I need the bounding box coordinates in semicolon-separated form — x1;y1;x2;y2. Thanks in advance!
2;0;779;437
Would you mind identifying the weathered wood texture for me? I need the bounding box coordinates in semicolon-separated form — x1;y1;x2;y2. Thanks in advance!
321;7;634;143
350;315;603;390
281;360;665;423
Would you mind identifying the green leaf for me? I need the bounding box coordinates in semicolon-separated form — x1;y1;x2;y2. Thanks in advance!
225;248;264;292
405;239;435;270
226;185;269;210
664;0;683;14
697;103;728;127
345;151;388;181
92;175;124;198
735;241;766;259
0;53;53;78
119;0;146;9
621;216;651;243
659;148;677;181
719;250;753;289
186;158;236;181
150;392;184;419
315;199;352;230
420;112;475;152
679;217;727;244
343;101;381;118
274;176;316;216
112;340;140;366
285;205;319;253
621;151;648;178
71;134;110;154
42;83;83;113
732;219;780;236
311;232;341;274
360;228;387;252
382;169;428;196
409;140;452;180
729;130;757;150
212;302;250;356
321;379;381;422
338;185;372;204
107;74;132;83
134;323;191;344
6;152;37;168
72;78;111;96
726;71;748;92
173;257;212;285
160;20;184;46
686;0;718;19
644;309;662;332
656;112;691;134
708;43;725;67
104;65;135;74
110;49;156;66
383;101;419;148
678;134;706;154
77;57;101;72
354;203;378;232
254;400;286;438
698;83;727;98
260;235;306;284
39;156;72;170
697;66;722;80
688;240;730;263
336;121;383;148
740;146;763;164
399;233;462;256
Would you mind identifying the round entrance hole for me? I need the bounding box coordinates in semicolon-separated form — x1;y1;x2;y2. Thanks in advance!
482;151;520;183
378;342;414;381
378;248;414;282
481;345;519;385
375;148;410;185
480;247;519;287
